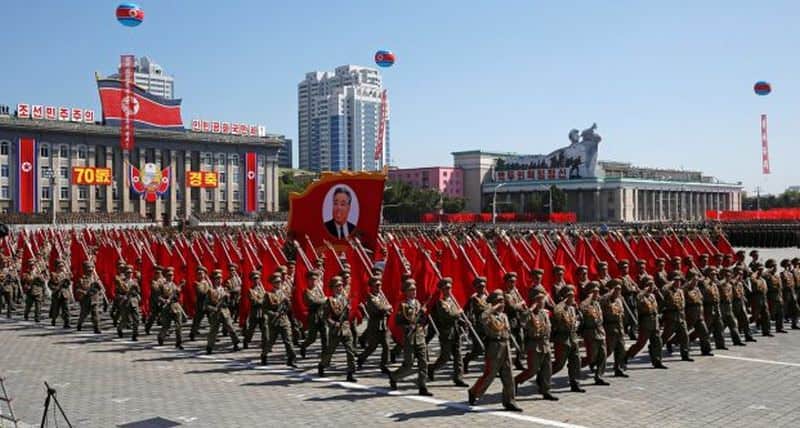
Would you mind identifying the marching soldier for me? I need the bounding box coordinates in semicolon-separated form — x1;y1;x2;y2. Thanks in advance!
700;268;727;350
48;260;72;328
514;290;558;401
318;276;357;382
157;268;186;349
625;278;667;369
552;287;585;393
579;282;609;385
717;268;745;346
428;277;468;387
144;266;165;335
748;250;760;272
793;258;800;325
76;261;105;334
551;265;569;302
660;271;694;362
684;272;714;356
110;260;127;327
467;289;522;412
264;273;297;367
779;259;799;329
279;264;304;346
300;270;327;358
462;276;490;373
0;256;16;318
243;271;267;359
224;263;243;322
731;266;756;342
596;261;612;293
750;263;772;336
205;269;240;354
357;276;393;374
601;279;629;376
189;265;211;341
635;259;651;287
116;265;142;341
575;265;590;296
11;254;23;304
764;259;787;333
389;279;432;397
617;260;639;340
502;272;526;370
23;259;46;322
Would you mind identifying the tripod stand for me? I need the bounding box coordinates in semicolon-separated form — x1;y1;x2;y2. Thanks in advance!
40;382;71;428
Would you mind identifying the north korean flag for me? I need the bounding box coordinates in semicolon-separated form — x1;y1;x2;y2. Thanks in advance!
17;138;37;213
244;152;258;212
97;79;184;131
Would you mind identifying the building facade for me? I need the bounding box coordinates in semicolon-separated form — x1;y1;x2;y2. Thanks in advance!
278;138;293;169
388;167;464;198
108;56;175;99
453;127;743;222
0;116;283;219
298;65;390;172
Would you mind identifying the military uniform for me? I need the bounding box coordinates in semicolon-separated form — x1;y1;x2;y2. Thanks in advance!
468;290;521;411
429;278;467;386
685;281;713;356
205;272;241;354
110;262;127;327
750;265;772;336
731;269;755;342
462;279;490;373
357;278;393;372
76;266;104;334
318;277;356;380
23;260;47;322
551;288;584;392
764;260;786;333
579;284;608;385
700;271;727;349
263;277;297;366
0;259;17;317
145;268;165;335
116;269;142;340
243;272;268;359
48;262;72;328
389;280;431;396
514;297;556;400
224;267;243;325
717;270;744;346
617;261;639;340
300;271;327;357
502;272;526;368
601;281;628;375
189;267;212;341
156;271;186;349
660;273;693;361
626;285;666;368
779;261;799;329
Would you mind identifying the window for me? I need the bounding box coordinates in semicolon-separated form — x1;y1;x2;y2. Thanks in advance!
0;165;7;178
205;189;212;200
41;187;51;200
217;155;225;166
220;191;227;201
204;153;212;165
95;187;104;200
60;145;69;158
78;187;88;200
0;141;8;155
0;186;8;199
259;190;265;201
40;144;50;158
77;146;87;159
60;187;69;200
231;154;239;164
60;167;68;179
219;171;226;183
233;190;240;200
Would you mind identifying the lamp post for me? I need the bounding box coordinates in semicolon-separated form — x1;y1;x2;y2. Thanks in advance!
42;167;56;225
492;182;506;225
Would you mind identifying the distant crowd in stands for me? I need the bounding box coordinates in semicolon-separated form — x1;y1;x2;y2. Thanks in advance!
0;210;289;225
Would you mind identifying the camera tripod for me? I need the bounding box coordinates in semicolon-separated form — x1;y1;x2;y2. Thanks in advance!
40;382;71;428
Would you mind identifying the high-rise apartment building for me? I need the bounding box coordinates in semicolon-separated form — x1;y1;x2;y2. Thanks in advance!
109;56;175;99
298;65;389;172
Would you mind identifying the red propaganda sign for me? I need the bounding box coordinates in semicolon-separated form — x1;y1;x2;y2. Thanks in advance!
17;137;37;213
288;171;386;251
120;54;136;151
72;167;113;185
761;114;770;174
185;171;219;188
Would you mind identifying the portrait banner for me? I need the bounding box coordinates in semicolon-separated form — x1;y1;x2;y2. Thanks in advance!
288;171;386;251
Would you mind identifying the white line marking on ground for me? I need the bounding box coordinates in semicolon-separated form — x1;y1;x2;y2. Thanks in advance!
715;355;800;367
747;404;770;410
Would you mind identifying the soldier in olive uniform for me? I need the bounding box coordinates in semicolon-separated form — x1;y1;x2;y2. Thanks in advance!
205;269;241;354
717;268;745;346
389;279;432;397
580;282;609;385
48;260;72;328
779;259;799;329
596;261;612;293
635;259;651;287
189;266;211;341
318;276;357;382
551;265;569;303
502;272;527;370
157;268;186;349
684;272;714;356
552;287;585;393
300;269;327;358
116;265;142;341
110;260;127;327
764;259;787;333
224;263;243;325
0;256;17;317
462;277;490;373
468;290;522;412
700;268;727;350
793;258;800;324
428;277;468;387
653;258;669;290
601;279;629;376
243;271;267;356
145;266;165;335
750;263;772;336
263;273;297;367
626;278;667;369
357;276;393;374
77;262;105;334
660;271;694;362
731;266;756;342
23;259;47;322
617;260;639;340
575;265;590;296
514;290;558;401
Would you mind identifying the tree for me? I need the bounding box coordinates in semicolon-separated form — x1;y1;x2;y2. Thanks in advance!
742;190;800;210
382;180;465;223
550;185;567;212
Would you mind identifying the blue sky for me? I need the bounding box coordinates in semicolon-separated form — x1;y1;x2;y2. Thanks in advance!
2;1;798;193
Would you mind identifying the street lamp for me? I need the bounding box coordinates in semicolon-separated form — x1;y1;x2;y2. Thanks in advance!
41;167;56;225
492;182;506;225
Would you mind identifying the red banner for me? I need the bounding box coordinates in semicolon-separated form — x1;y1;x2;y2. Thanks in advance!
17;137;37;213
72;166;113;185
120;55;135;151
761;114;770;174
244;152;257;212
185;171;219;188
288;171;386;251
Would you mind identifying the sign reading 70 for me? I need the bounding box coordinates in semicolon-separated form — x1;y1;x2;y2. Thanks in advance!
72;167;112;185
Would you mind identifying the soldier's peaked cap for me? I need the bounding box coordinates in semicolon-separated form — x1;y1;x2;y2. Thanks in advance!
402;278;417;291
487;289;505;304
504;272;518;281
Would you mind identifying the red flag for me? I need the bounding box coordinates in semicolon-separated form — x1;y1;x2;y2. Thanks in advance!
291;248;312;329
245;152;258;212
17;138;37;213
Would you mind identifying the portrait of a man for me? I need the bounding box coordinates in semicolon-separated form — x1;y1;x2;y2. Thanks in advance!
324;186;358;239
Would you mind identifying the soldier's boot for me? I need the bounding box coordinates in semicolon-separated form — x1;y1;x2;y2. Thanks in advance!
542;392;559;401
453;378;468;387
260;354;267;366
680;350;694;362
51;318;56;327
117;329;124;338
569;382;586;393
418;386;433;397
176;338;184;350
594;378;610;386
467;388;476;405
206;346;213;355
700;343;714;356
299;345;307;359
317;365;324;377
356;356;365;370
745;335;757;342
653;361;668;369
614;369;629;377
232;343;240;352
427;367;435;382
346;372;357;383
287;357;298;369
462;356;470;374
389;374;397;391
503;402;523;412
157;336;164;346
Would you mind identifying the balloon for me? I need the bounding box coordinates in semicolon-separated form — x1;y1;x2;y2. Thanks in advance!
374;50;395;68
754;81;771;96
116;3;144;27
